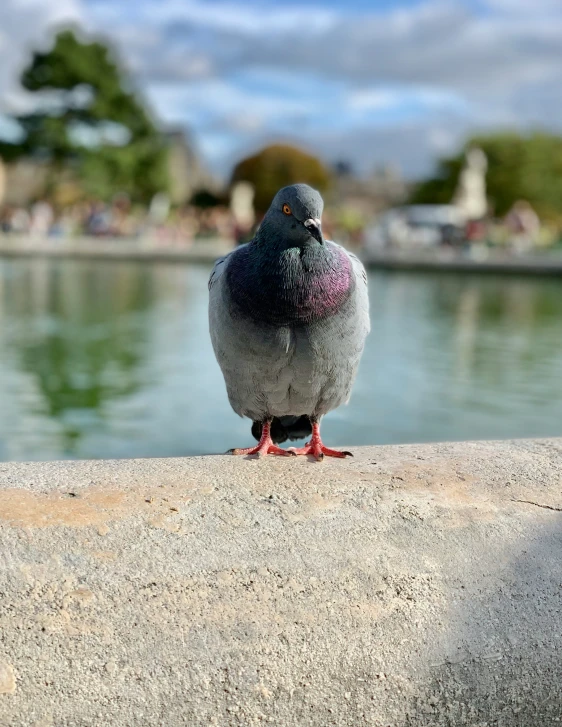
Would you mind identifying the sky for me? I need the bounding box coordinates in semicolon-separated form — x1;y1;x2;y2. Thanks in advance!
1;0;562;179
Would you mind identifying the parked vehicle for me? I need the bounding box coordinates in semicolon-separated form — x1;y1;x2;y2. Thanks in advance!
364;204;467;250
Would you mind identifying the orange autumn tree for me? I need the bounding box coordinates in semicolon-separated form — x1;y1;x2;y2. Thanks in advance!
231;144;332;214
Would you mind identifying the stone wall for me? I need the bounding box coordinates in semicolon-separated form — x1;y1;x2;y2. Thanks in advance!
1;439;561;725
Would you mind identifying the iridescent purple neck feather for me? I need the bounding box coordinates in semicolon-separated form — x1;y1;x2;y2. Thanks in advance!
227;240;354;327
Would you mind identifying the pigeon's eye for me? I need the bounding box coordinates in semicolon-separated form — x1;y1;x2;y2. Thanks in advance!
282;204;292;215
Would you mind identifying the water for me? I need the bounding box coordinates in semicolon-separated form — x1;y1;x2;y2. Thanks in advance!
0;257;561;461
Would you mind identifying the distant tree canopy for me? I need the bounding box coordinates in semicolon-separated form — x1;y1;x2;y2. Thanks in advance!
410;132;562;223
231;144;331;214
0;29;168;202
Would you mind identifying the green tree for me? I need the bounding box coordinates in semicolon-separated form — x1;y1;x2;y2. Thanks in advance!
0;29;168;202
410;132;562;223
231;144;332;214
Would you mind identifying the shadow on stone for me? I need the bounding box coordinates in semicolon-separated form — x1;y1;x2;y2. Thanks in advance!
404;520;562;725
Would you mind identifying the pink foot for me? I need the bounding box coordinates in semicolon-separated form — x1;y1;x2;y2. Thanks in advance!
288;422;353;461
227;420;296;458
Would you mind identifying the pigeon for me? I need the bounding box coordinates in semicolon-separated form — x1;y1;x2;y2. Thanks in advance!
208;183;370;460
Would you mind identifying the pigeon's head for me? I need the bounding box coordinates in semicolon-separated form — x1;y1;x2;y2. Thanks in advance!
261;183;324;249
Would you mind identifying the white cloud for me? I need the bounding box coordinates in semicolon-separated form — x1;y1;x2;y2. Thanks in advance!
428;127;460;154
0;0;83;113
485;0;562;15
90;0;338;36
94;1;562;122
0;114;23;143
3;0;562;177
347;90;401;112
346;86;467;116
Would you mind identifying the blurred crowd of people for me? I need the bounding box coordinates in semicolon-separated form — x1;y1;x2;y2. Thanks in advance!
0;195;240;245
0;194;554;255
364;197;558;254
0;194;366;249
462;200;546;252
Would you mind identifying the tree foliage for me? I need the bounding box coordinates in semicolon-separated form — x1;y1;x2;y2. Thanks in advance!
410;132;562;223
0;29;168;202
231;144;331;214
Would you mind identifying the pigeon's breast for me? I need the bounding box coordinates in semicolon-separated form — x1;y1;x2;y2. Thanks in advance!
227;244;354;327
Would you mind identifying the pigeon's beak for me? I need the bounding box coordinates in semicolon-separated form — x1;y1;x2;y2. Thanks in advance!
303;218;324;245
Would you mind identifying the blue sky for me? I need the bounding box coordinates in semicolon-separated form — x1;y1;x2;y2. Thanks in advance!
1;0;562;178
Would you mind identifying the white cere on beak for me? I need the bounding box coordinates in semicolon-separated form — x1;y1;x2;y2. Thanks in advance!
304;218;321;228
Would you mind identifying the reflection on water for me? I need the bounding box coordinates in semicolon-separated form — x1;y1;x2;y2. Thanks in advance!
0;258;561;461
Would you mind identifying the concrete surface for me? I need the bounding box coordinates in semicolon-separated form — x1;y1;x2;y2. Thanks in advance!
0;237;231;265
4;236;562;276
0;439;561;726
362;247;562;275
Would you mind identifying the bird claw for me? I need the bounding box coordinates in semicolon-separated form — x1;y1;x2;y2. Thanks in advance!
227;444;295;457
288;444;353;461
227;421;349;461
256;445;296;458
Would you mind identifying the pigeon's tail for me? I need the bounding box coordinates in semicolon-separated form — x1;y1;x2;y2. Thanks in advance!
252;416;312;445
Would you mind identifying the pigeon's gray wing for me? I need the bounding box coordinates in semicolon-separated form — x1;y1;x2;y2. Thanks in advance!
208;247;293;421
207;245;245;292
303;242;370;418
348;247;371;346
208;257;227;292
347;249;369;298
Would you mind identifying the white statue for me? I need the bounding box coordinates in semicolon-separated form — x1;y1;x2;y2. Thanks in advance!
453;147;488;221
230;182;255;229
149;192;171;224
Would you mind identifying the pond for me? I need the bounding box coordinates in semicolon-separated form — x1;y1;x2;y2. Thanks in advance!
1;257;561;461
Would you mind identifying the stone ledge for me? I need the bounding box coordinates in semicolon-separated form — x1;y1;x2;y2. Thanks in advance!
0;237;230;264
1;439;562;725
